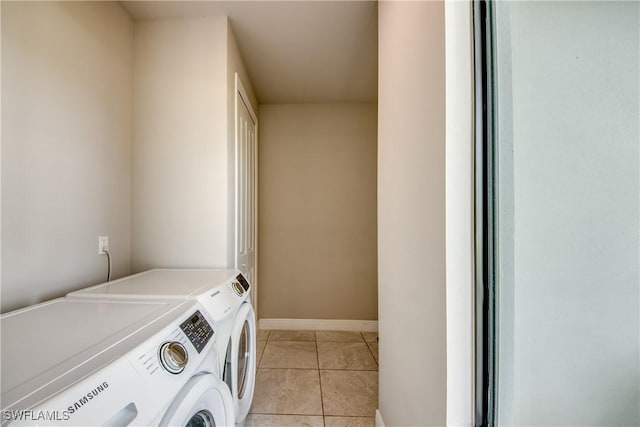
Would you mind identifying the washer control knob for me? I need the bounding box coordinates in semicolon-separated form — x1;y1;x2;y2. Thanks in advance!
232;281;245;296
159;341;188;374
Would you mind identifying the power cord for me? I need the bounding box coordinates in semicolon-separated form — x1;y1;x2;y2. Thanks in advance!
103;249;112;282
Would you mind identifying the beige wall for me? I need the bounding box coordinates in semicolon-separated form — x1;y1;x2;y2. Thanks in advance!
377;1;446;425
131;17;257;272
258;103;377;320
1;1;133;313
131;16;227;271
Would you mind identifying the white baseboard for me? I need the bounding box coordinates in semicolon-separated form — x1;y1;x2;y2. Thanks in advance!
376;410;385;427
258;318;378;332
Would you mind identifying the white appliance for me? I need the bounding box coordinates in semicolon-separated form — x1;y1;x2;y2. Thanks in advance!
0;298;234;427
67;269;257;426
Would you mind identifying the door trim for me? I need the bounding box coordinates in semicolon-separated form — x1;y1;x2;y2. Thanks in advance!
473;1;497;426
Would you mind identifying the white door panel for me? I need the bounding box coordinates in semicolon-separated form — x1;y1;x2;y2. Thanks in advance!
235;74;258;312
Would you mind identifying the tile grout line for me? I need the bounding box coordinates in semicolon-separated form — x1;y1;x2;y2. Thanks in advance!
249;331;268;418
256;330;271;368
256;345;265;368
256;343;266;369
250;411;326;416
257;367;378;372
250;412;376;420
362;333;379;368
314;331;327;427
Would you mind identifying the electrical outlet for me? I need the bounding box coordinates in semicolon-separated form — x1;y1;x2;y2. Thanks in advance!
98;236;109;254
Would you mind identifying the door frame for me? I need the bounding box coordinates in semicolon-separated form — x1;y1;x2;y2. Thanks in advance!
234;73;259;318
473;1;497;425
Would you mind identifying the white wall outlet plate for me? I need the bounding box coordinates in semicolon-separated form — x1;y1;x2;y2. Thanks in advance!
98;236;109;254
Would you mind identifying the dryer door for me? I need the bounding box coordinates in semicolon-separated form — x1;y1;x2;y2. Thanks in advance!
224;302;256;424
160;374;234;427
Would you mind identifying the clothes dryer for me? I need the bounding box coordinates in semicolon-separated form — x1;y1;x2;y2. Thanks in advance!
67;269;257;426
1;298;234;427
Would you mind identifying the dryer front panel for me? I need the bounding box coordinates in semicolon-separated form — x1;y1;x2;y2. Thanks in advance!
224;302;256;424
159;374;235;427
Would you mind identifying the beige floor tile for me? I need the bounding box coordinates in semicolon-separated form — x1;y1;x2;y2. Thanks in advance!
367;342;378;364
269;330;316;341
245;414;324;427
360;332;378;343
251;369;323;415
257;329;270;341
320;370;378;417
317;342;377;370
324;416;376;427
256;340;267;366
260;341;318;369
316;331;364;342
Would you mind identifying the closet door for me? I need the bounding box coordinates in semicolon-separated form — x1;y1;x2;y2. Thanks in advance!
235;74;258;312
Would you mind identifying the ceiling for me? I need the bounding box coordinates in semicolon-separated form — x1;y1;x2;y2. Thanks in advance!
121;1;378;104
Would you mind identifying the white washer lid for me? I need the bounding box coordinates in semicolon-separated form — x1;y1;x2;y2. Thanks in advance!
67;269;239;300
1;298;189;412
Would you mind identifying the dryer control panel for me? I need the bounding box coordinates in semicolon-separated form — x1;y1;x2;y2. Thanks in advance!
180;310;213;354
237;273;250;291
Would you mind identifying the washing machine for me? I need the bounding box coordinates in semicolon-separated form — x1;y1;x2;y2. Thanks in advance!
1;297;235;427
67;269;257;426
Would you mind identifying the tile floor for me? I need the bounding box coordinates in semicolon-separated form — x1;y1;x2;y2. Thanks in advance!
246;330;379;427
